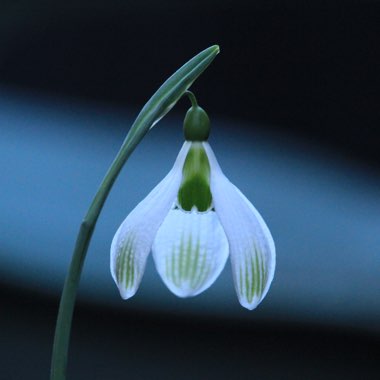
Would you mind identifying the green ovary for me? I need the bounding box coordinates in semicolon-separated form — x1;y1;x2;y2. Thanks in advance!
177;142;212;212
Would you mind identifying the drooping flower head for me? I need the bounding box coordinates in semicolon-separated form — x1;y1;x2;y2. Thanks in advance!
111;92;275;310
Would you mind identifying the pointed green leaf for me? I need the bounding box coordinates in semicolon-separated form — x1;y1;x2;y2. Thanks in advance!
119;45;220;165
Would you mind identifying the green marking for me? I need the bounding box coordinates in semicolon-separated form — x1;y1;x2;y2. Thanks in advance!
128;250;135;289
177;142;212;212
260;251;265;295
254;250;260;298
194;248;209;289
240;242;268;303
250;251;255;300
116;252;122;284
239;264;244;295
184;232;193;279
249;256;254;303
171;243;179;287
244;256;249;302
190;235;201;287
178;231;185;281
247;255;251;301
124;235;132;289
116;233;136;290
126;235;136;289
253;241;267;297
116;237;127;284
125;240;130;288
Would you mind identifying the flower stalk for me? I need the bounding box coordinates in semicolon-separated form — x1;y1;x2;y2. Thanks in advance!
50;45;220;380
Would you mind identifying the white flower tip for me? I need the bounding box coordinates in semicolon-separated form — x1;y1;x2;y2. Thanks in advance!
118;284;138;300
112;260;141;300
238;295;265;310
110;230;144;301
240;301;258;311
235;252;276;311
166;283;205;298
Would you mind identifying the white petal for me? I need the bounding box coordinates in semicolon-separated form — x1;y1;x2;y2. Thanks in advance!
203;142;276;310
152;208;229;298
110;142;191;299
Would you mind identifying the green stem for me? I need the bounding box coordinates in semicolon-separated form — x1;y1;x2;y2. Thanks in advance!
50;45;219;380
185;90;198;107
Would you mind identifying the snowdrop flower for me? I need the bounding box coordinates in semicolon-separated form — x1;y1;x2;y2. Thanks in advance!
111;94;275;309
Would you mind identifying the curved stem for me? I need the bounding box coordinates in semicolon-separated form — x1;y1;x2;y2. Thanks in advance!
185;90;199;107
50;45;219;380
50;149;130;380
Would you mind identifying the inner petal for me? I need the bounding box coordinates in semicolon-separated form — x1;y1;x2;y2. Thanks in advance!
177;142;212;212
152;208;229;298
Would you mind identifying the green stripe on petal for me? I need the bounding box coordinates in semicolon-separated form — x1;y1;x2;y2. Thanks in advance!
190;236;201;287
238;244;268;305
152;209;229;298
177;142;212;212
116;233;135;290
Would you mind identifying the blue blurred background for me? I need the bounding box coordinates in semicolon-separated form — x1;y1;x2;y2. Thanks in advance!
1;1;379;379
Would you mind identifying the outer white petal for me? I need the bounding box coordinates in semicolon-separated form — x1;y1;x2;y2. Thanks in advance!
152;208;229;298
203;142;276;310
110;142;191;299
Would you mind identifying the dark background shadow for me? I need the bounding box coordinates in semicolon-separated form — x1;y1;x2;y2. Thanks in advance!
1;0;379;165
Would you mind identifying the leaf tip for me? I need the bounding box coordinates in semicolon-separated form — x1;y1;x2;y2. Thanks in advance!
211;44;220;55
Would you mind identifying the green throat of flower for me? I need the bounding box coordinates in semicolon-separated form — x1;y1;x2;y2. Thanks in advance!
177;142;212;212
